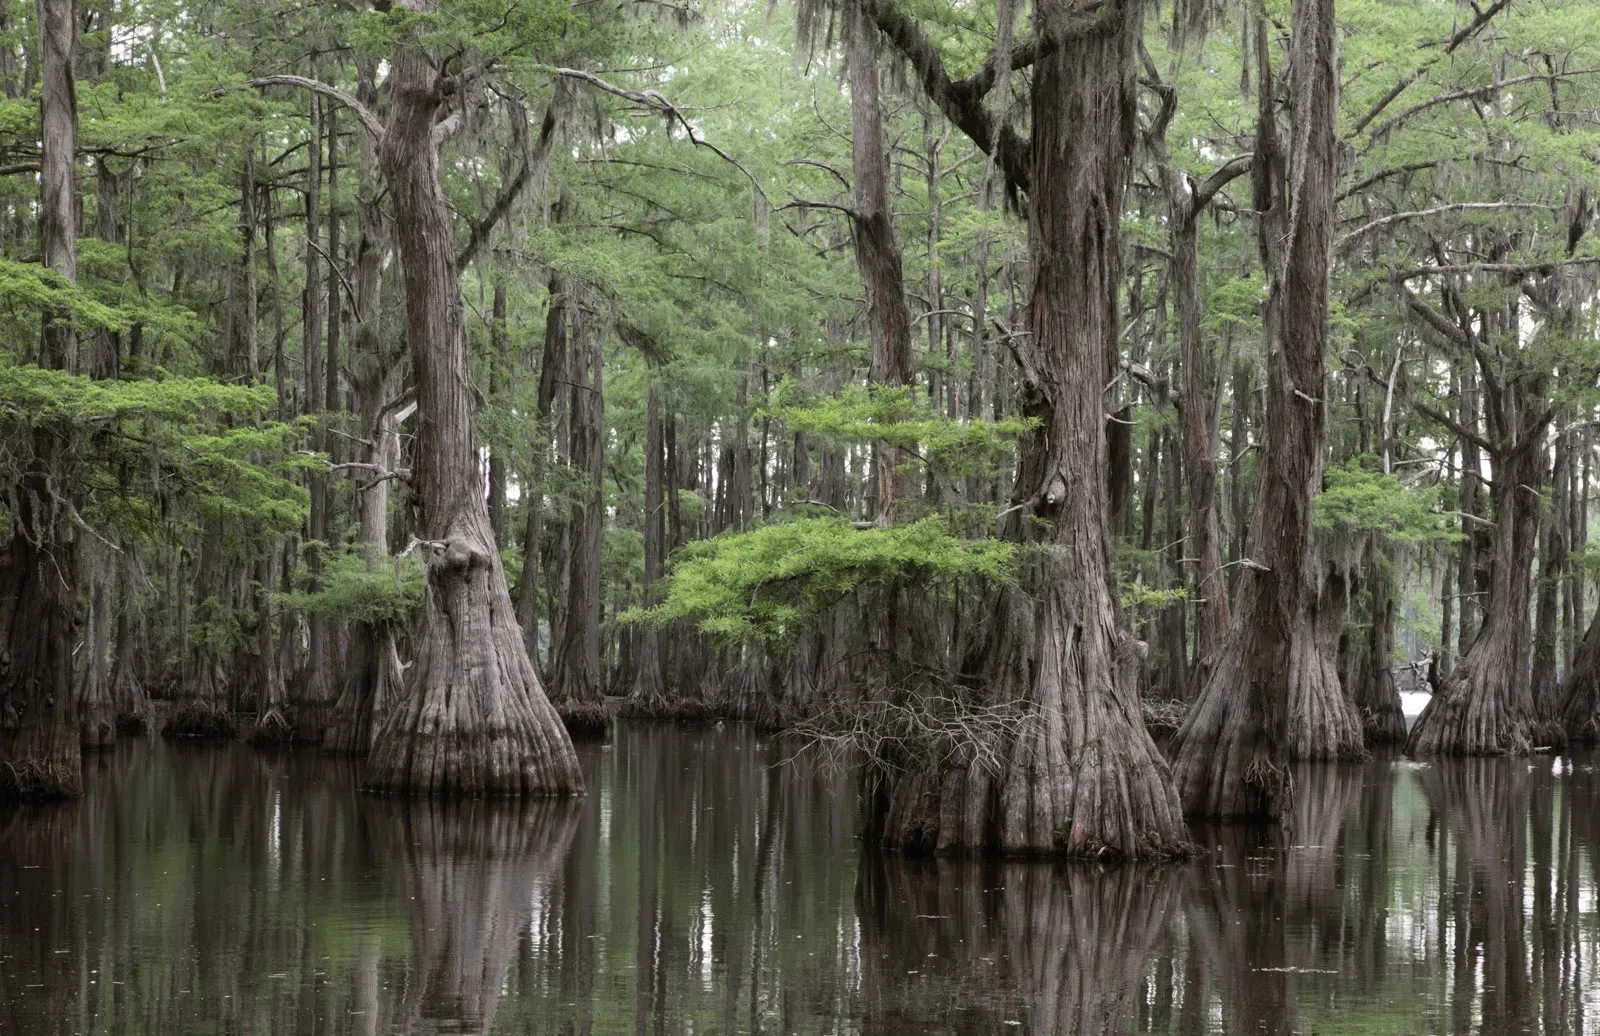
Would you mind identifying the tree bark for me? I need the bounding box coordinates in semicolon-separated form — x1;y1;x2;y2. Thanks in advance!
547;299;608;736
1;0;82;800
364;2;582;795
846;0;916;526
1170;0;1347;819
866;0;1188;858
621;386;670;717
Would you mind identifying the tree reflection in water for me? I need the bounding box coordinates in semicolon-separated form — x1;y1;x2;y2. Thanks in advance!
5;733;1600;1035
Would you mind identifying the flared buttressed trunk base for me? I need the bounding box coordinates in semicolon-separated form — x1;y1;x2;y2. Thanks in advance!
0;533;81;800
1406;625;1534;755
865;553;1191;860
365;515;583;797
1287;561;1365;761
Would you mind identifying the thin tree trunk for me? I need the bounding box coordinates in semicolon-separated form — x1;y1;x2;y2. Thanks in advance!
548;302;608;736
621;385;670;717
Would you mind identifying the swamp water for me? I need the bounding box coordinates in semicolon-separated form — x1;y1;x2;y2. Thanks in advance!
2;723;1599;1035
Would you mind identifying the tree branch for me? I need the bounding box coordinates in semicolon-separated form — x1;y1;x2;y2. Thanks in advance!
555;67;771;208
1337;202;1556;251
1193;154;1254;211
458;91;561;269
1348;0;1514;136
242;75;385;143
1414;399;1497;457
1365;68;1600;142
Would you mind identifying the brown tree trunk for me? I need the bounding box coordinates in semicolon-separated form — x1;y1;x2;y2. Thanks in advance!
621;386;670;717
364;4;581;795
866;0;1188;858
1533;433;1570;724
1;0;82;800
1354;539;1407;743
76;541;116;749
846;0;915;526
514;270;568;669
1408;399;1545;754
547;300;608;736
322;56;403;756
1170;0;1347;819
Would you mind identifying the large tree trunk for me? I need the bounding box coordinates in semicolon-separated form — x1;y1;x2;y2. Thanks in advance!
364;4;582;796
547;301;608;737
2;0;82;800
1408;379;1546;755
865;0;1187;859
1169;0;1345;819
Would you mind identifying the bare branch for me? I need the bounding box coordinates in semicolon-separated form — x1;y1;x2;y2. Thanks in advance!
1348;0;1514;136
241;75;385;143
1338;202;1556;251
1365;69;1600;142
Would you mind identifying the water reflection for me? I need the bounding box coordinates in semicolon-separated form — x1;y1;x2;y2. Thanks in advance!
3;729;1600;1035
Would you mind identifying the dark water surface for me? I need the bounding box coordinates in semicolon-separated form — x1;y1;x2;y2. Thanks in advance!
3;725;1599;1035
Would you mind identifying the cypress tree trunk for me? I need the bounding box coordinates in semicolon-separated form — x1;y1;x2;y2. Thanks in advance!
621;387;670;717
1532;433;1569;724
77;542;117;749
514;270;568;670
866;0;1188;858
1170;0;1346;819
2;0;82;799
547;302;608;736
364;2;582;795
846;0;915;525
321;56;401;756
1407;401;1545;754
1353;539;1407;743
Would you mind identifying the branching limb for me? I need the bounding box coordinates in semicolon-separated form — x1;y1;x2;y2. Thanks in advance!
1338;202;1555;251
555;67;771;208
241;75;386;143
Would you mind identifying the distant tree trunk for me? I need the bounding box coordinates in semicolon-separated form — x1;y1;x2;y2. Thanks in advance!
322;56;403;756
297;87;332;739
1558;593;1600;742
1171;0;1347;819
866;0;1189;858
1407;284;1552;755
2;0;82;799
515;270;568;670
165;527;236;739
547;301;608;736
1353;539;1407;743
1532;433;1569;724
364;4;582;795
77;542;116;749
621;386;670;717
487;282;509;546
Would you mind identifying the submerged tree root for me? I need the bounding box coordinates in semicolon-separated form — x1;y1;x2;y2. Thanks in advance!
0;761;80;800
162;702;237;740
557;700;612;738
248;707;295;746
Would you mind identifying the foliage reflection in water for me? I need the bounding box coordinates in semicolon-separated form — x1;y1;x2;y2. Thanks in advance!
2;725;1599;1035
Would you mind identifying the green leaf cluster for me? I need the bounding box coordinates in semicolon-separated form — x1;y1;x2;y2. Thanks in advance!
1315;460;1459;544
632;517;1019;646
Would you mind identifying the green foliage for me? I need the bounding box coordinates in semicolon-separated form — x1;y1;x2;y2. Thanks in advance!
768;383;1035;476
276;550;425;625
633;517;1019;646
1315;460;1459;544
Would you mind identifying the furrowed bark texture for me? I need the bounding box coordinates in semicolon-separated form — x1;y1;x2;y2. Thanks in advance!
0;0;82;800
1169;0;1342;818
846;0;916;525
1287;555;1364;760
1353;540;1407;743
866;0;1187;859
548;303;608;737
1407;380;1545;755
364;2;581;796
76;541;117;750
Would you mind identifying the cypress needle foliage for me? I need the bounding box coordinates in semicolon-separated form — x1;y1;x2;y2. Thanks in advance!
632;517;1019;646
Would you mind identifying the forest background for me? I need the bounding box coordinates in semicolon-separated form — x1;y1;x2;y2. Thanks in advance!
3;0;1600;856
